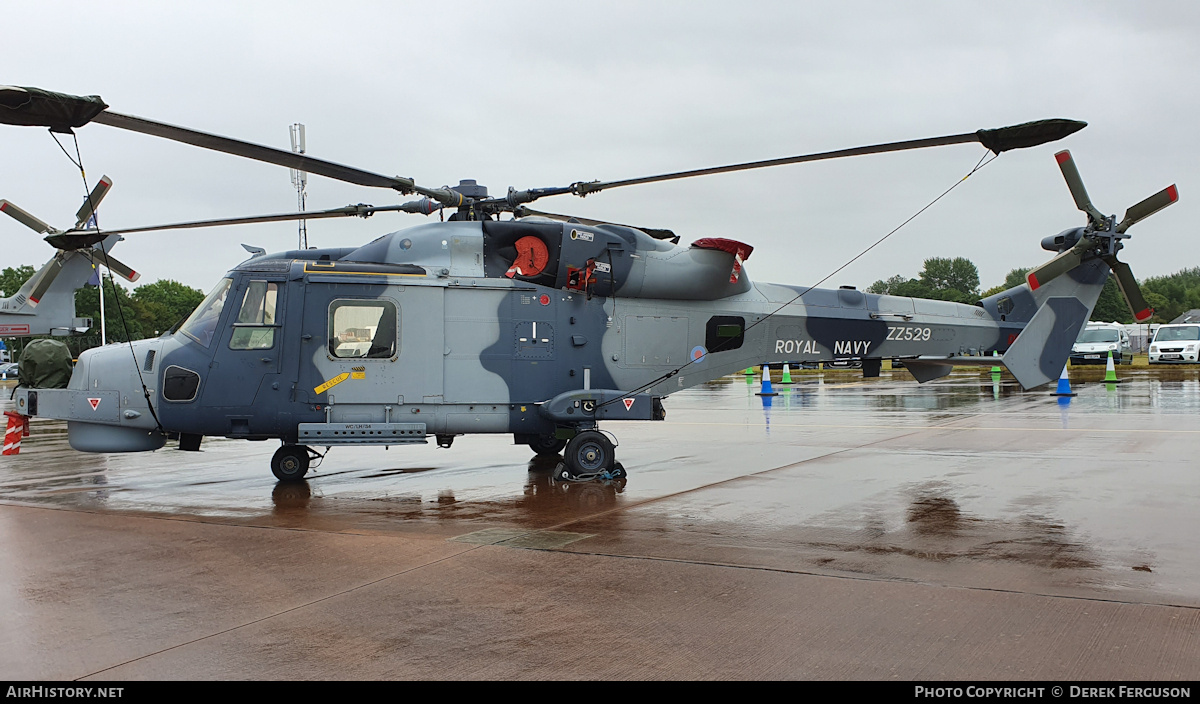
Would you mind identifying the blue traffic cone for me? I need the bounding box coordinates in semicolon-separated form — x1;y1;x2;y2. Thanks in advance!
1050;363;1076;397
756;364;778;396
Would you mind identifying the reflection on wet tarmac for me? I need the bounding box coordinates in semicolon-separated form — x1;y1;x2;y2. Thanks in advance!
907;492;966;536
521;460;626;514
901;486;1099;570
271;480;312;511
2;368;1199;601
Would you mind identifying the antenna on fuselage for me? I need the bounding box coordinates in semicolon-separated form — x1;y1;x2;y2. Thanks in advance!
289;123;308;249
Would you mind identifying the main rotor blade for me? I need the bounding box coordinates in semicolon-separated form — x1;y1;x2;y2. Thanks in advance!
1025;236;1093;291
79;249;139;282
46;203;420;250
90;111;424;195
0;85;107;132
2;87;471;207
73;175;113;229
572;119;1086;197
1102;256;1153;322
514;206;678;241
1054;150;1106;224
0;200;56;234
1116;184;1179;234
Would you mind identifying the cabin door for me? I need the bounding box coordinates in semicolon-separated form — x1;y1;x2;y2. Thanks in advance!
199;276;285;410
298;283;444;413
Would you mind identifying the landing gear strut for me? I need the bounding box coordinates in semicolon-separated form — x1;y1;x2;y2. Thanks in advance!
555;430;625;481
272;444;312;482
528;433;568;456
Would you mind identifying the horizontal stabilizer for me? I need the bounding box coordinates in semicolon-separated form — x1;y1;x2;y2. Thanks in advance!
899;360;956;383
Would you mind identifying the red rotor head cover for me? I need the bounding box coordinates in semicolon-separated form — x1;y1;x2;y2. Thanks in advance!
505;236;550;278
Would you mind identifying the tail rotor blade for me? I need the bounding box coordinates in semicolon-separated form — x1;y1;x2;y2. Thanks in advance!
1116;184;1179;234
1025;236;1092;290
74;175;114;229
80;249;140;282
1102;256;1154;322
26;255;69;306
0;200;56;234
1054;151;1106;224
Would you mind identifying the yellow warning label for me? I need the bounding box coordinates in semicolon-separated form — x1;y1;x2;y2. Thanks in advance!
314;372;350;395
351;371;366;380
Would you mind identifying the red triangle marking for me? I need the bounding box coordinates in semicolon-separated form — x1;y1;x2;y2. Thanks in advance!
88;398;101;411
622;398;635;411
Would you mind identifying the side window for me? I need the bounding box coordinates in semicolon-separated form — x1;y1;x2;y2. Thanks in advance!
229;281;279;350
328;299;398;359
705;315;745;353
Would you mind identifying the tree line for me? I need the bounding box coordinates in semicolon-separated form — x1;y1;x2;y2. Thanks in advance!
868;258;1198;324
0;265;204;357
2;257;1197;359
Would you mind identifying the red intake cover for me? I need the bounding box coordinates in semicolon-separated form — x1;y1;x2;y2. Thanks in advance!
690;238;754;259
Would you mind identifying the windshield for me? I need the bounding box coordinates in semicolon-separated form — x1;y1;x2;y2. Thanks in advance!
1077;328;1120;343
1154;325;1200;342
179;278;233;348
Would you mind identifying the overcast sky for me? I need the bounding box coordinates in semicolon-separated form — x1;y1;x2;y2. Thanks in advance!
1;1;1196;295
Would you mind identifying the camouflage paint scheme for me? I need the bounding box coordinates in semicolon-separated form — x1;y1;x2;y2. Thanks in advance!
15;217;1108;455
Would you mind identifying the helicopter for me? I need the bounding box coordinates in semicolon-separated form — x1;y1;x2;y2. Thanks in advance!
0;86;1178;481
0;176;138;338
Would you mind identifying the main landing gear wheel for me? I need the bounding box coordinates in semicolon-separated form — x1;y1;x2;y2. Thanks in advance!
563;430;615;477
528;434;568;456
271;444;311;482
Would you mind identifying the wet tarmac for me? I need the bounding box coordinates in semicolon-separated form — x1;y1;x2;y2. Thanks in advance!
1;367;1199;680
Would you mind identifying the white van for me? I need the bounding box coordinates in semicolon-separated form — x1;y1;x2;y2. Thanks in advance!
1149;324;1200;364
1070;322;1132;365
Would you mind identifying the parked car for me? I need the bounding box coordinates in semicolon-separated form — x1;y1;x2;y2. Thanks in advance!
1149;324;1200;364
1070;322;1132;365
0;362;18;379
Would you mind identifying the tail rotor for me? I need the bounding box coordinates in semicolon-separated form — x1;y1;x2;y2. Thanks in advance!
0;176;140;306
1027;150;1177;323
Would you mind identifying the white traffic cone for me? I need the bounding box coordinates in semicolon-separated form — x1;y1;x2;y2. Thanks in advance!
1104;350;1121;384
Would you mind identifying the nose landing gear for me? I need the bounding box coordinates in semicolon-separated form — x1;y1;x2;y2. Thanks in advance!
271;444;324;482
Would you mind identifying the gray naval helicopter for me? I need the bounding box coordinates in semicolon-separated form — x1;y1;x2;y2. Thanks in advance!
0;86;1178;481
0;175;136;338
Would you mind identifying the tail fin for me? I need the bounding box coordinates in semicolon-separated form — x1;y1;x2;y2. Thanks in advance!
998;257;1109;388
0;247;103;337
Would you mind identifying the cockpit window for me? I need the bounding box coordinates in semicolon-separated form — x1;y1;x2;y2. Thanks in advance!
179;278;233;348
329;299;398;358
230;281;279;350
